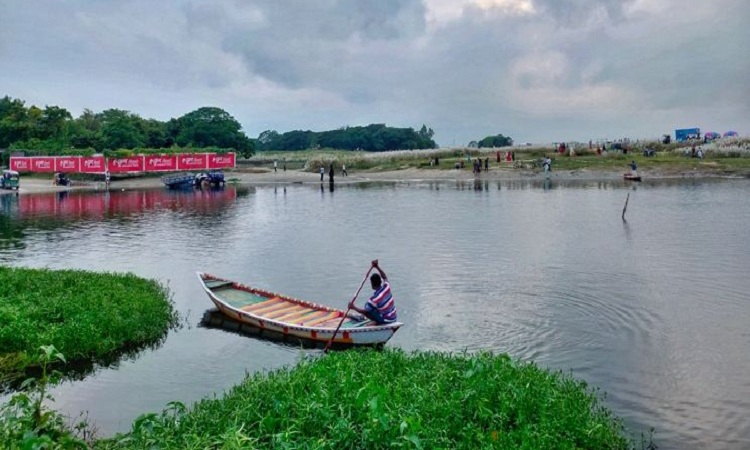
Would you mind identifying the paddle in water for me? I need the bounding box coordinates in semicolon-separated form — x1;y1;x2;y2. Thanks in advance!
323;263;375;353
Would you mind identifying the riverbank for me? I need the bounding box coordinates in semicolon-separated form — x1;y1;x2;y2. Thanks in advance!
3;161;748;196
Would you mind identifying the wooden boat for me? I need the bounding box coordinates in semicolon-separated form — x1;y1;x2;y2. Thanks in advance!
197;272;403;347
623;173;642;182
162;173;196;189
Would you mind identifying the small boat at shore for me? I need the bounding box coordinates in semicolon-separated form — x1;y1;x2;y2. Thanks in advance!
197;272;403;347
623;174;642;182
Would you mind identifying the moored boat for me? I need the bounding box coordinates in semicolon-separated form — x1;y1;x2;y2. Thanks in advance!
162;173;196;189
623;174;642;182
197;272;403;347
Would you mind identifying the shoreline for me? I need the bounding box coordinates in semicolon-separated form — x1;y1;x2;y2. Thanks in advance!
2;167;747;195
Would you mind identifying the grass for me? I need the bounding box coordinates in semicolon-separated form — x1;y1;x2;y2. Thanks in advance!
247;140;750;178
96;349;644;449
0;266;178;385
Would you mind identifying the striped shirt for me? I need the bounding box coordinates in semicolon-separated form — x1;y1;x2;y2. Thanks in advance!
365;281;397;322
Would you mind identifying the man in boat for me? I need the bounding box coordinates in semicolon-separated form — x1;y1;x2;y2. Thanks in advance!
348;260;397;324
629;160;638;178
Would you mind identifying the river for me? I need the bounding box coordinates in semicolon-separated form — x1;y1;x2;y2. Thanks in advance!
1;178;749;449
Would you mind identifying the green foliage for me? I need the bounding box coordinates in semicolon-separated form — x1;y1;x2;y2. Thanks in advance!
257;123;438;152
98;349;640;449
0;346;89;449
477;133;513;148
173;107;254;157
0;266;178;383
0;96;253;156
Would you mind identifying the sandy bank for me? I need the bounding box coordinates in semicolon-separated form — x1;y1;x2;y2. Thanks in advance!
1;166;745;196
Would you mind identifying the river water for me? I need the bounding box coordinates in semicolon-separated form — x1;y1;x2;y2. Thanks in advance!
1;178;749;449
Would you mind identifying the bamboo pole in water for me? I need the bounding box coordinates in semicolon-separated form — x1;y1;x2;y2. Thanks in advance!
622;193;630;221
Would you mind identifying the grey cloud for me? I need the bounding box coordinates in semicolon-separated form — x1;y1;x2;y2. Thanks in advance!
0;0;747;145
533;0;636;25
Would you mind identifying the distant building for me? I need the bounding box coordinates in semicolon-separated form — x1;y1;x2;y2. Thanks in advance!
675;128;700;142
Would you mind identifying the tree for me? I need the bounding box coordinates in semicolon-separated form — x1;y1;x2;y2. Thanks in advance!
38;106;72;141
477;133;513;148
0;96;30;147
99;109;146;150
174;107;253;156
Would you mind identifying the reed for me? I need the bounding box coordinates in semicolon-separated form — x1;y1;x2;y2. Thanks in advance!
98;349;643;449
0;266;177;384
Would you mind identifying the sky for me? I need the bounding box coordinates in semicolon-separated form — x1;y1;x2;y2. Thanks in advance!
1;0;747;147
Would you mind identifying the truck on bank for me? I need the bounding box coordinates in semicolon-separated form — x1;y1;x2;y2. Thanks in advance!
675;128;701;142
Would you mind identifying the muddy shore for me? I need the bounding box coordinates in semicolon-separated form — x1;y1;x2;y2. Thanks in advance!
0;166;744;196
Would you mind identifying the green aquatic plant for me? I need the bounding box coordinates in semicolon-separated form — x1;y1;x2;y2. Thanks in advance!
0;266;178;384
0;345;89;449
98;349;642;449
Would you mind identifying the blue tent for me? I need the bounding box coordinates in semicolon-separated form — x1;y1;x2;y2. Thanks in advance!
723;131;738;137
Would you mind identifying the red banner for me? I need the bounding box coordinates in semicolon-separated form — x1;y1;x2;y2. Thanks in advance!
9;157;30;172
30;157;56;172
9;153;233;174
55;156;81;173
81;156;106;173
207;153;235;169
177;154;207;171
145;154;177;172
108;156;145;173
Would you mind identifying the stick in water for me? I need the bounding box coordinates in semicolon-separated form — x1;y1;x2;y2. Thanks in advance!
622;193;630;221
323;266;374;353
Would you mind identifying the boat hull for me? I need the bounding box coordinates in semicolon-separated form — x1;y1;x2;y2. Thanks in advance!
197;272;402;347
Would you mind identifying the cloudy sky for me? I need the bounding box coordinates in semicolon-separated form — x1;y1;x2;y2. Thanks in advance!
1;0;747;146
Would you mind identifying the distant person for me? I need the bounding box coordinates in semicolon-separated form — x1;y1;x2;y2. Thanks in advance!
484;158;489;171
105;171;111;189
630;160;638;177
543;157;552;176
329;163;334;182
348;260;397;324
273;160;278;172
283;162;287;171
342;164;348;177
320;166;325;181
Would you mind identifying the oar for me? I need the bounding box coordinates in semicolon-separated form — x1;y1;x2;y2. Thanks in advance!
323;266;373;353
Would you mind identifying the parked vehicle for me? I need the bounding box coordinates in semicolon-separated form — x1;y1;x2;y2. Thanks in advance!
195;171;226;188
163;171;226;189
53;172;71;186
1;170;20;190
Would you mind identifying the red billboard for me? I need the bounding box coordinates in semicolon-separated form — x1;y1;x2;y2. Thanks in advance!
207;153;235;169
108;156;145;173
145;154;177;172
81;156;106;173
55;156;81;173
31;157;56;172
8;153;233;174
177;154;207;171
9;157;30;172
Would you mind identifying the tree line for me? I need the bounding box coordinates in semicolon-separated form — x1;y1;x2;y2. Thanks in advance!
1;95;513;156
257;124;437;151
470;133;514;148
0;96;254;157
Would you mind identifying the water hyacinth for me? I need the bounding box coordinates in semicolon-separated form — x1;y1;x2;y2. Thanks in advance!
0;266;178;384
98;349;640;449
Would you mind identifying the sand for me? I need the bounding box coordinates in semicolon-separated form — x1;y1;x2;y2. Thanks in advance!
0;166;741;196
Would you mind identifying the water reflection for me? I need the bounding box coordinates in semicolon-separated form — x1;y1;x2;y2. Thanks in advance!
1;329;171;395
199;309;355;351
1;179;749;448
